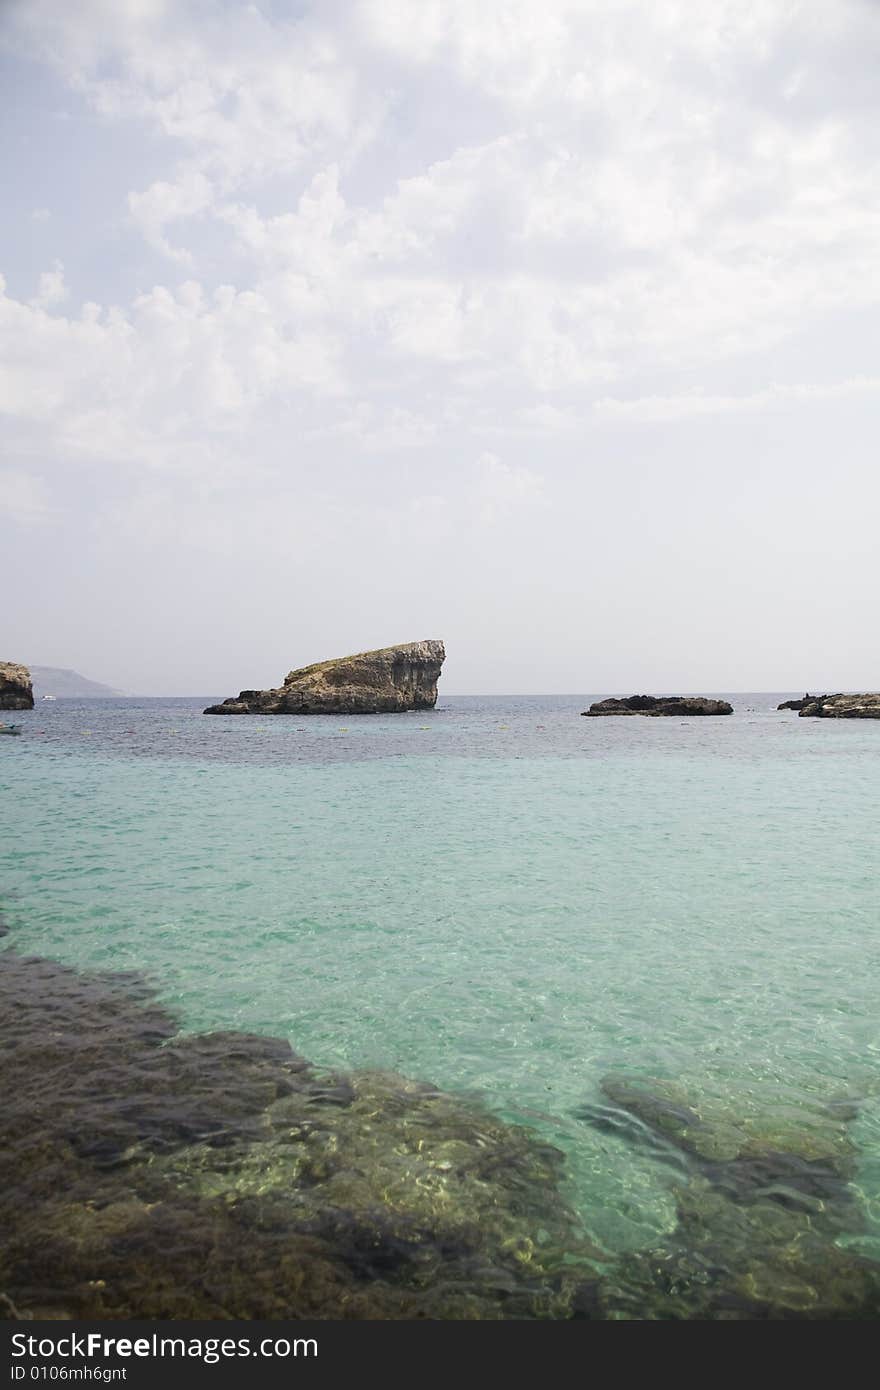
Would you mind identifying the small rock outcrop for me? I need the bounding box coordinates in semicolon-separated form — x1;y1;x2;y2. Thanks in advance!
582;695;733;717
778;694;828;711
0;662;34;710
799;693;880;719
205;640;445;715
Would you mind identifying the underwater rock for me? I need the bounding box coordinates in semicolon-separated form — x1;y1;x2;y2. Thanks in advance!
597;1075;859;1181
0;662;33;710
582;695;733;717
578;1074;880;1319
204;640;445;715
5;950;879;1321
798;693;880;719
0;951;596;1320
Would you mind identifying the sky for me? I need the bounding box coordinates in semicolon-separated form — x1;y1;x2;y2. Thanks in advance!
2;0;879;696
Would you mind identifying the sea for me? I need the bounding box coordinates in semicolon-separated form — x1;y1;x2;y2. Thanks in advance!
2;692;879;1317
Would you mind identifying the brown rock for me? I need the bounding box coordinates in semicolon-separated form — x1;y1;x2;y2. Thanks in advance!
205;640;445;715
799;693;880;719
0;662;34;710
582;694;733;717
778;694;828;711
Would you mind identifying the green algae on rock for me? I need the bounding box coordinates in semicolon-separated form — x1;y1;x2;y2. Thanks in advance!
204;640;445;716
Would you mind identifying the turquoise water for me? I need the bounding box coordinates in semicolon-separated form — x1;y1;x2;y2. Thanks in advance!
2;694;880;1263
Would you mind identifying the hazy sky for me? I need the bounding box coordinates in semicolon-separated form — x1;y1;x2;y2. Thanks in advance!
2;0;879;695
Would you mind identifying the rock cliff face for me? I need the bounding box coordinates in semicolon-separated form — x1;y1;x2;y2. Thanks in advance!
0;662;34;710
205;640;445;715
583;695;733;717
799;693;880;719
778;694;827;711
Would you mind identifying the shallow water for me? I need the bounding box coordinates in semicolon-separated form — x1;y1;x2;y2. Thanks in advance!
2;693;880;1314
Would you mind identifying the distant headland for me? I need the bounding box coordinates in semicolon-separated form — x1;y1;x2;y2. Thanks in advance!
30;666;125;699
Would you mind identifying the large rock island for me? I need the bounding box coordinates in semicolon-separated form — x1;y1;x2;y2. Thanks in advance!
583;695;733;717
0;662;34;710
205;640;445;715
798;693;880;719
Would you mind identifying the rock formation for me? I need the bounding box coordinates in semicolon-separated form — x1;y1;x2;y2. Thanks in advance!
205;640;445;715
0;662;34;710
778;694;828;711
798;693;880;719
582;695;733;717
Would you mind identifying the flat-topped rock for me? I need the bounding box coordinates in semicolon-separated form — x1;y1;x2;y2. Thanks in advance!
778;694;828;711
799;693;880;719
0;662;34;710
583;695;733;717
205;640;445;715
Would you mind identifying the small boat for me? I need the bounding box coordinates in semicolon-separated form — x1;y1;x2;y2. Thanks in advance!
41;695;56;702
0;724;22;736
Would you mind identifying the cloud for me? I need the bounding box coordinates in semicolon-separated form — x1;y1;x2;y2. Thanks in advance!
593;376;880;423
3;2;880;550
0;273;341;473
30;262;68;311
474;451;546;523
0;468;53;526
128;168;213;261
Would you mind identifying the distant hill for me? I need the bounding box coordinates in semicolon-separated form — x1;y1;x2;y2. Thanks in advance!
30;666;127;698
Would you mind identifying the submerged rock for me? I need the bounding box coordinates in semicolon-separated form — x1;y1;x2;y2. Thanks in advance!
799;693;880;719
577;1074;880;1319
5;947;879;1320
583;695;733;717
777;694;828;711
0;662;33;710
0;951;596;1320
204;640;445;716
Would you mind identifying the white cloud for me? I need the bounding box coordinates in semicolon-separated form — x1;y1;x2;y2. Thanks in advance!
0;273;341;477
128;168;213;260
0;468;53;526
30;261;68;311
1;0;878;573
474;451;546;523
305;403;438;451
7;0;880;406
593;376;880;423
